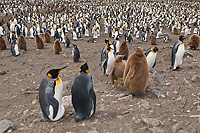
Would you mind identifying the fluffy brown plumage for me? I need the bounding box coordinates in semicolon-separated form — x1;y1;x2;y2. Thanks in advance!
123;47;149;96
18;35;27;50
35;34;44;49
173;27;178;35
53;39;62;54
44;32;51;43
119;41;129;59
150;34;157;45
0;35;6;50
188;34;200;50
107;55;126;84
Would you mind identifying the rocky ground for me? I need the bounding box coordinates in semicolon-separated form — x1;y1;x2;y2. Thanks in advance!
0;12;200;133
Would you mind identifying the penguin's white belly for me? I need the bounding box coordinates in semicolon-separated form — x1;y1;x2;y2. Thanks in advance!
15;44;19;56
116;41;120;53
106;53;115;75
85;30;89;36
93;32;97;38
174;45;184;68
73;32;77;40
49;79;65;121
146;52;157;70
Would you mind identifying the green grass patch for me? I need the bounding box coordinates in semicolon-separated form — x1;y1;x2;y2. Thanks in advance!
114;78;124;85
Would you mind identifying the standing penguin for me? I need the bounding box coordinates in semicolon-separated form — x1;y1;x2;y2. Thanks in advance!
106;46;115;75
39;66;67;122
44;31;51;43
35;34;44;49
0;35;6;50
119;41;129;59
71;62;96;122
64;34;70;48
53;39;62;54
163;34;170;43
145;47;158;71
11;40;20;56
173;27;178;35
106;54;126;84
170;36;186;70
123;47;149;96
72;44;80;62
188;34;200;50
18;35;27;51
150;34;157;45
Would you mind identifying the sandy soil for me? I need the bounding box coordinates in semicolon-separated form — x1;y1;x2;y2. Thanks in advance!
0;9;200;133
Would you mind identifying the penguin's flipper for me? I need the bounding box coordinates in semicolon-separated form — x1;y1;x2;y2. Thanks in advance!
106;68;115;84
152;60;156;68
48;96;59;119
171;41;180;68
144;47;152;57
101;58;107;71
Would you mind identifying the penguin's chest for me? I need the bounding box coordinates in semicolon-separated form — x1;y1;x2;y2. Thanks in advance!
175;44;185;61
147;52;157;67
54;77;63;102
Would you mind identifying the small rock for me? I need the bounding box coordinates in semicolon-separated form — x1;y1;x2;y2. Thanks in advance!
173;91;178;95
0;119;15;133
121;111;129;115
20;109;30;122
136;127;147;132
141;118;160;127
150;127;165;133
62;95;72;107
118;95;132;101
32;99;37;104
172;123;182;133
141;100;151;110
88;130;98;133
147;87;165;98
189;124;197;133
0;70;6;75
178;130;189;133
191;75;200;83
153;71;166;86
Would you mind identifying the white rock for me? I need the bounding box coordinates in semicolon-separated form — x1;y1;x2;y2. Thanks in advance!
62;95;72;107
0;119;15;133
141;118;160;127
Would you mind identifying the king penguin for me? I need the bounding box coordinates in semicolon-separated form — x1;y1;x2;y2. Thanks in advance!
145;47;159;71
11;40;19;56
170;36;186;70
71;62;96;122
39;66;67;122
72;44;80;62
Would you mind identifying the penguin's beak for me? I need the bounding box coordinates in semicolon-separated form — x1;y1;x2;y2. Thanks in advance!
58;66;68;73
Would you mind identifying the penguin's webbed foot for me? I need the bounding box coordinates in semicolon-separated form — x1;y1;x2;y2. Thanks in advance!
40;117;51;122
75;116;80;122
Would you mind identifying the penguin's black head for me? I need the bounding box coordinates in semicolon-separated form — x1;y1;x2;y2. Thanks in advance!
72;44;77;48
152;47;158;53
105;38;109;43
47;66;68;79
79;62;89;74
178;36;186;41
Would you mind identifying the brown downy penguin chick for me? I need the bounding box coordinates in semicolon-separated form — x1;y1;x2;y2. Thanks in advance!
150;34;157;45
0;35;6;50
35;34;44;49
123;47;149;96
188;34;200;50
119;41;129;59
44;32;51;43
53;39;62;54
173;27;178;35
106;54;126;84
18;35;27;50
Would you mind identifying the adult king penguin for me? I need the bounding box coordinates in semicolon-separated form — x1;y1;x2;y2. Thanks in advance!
170;36;186;70
72;44;80;62
71;62;96;122
39;66;67;122
145;47;159;71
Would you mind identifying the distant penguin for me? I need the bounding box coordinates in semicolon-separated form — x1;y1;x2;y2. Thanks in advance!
93;30;98;39
87;38;97;43
11;40;19;56
64;34;70;47
53;39;62;54
163;34;170;43
0;26;5;35
115;37;120;54
119;41;129;59
85;28;89;37
39;66;67;122
106;54;126;84
18;35;27;51
30;27;35;38
173;27;178;35
44;32;51;43
72;30;77;41
35;34;44;49
145;47;158;70
106;46;115;75
71;62;96;122
72;44;80;62
150;34;157;45
0;35;6;50
188;34;200;50
123;47;149;96
170;36;186;70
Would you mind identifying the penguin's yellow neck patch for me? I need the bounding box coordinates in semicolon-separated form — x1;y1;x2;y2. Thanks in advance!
56;76;61;84
152;51;157;54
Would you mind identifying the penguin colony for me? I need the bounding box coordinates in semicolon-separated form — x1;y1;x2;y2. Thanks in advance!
0;0;200;125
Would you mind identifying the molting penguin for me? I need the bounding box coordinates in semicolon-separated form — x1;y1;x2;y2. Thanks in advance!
71;62;96;122
119;41;129;59
35;34;44;49
106;54;126;84
123;47;149;96
188;34;200;50
53;39;62;54
150;34;157;45
0;35;6;50
39;66;67;122
18;35;27;51
11;40;19;56
170;36;186;70
72;44;80;62
145;47;158;71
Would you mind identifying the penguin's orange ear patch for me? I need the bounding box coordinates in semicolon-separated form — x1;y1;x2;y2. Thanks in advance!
48;73;52;78
79;68;81;72
86;70;89;73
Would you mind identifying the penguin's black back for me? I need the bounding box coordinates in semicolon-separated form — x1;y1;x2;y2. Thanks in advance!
73;47;80;62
